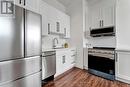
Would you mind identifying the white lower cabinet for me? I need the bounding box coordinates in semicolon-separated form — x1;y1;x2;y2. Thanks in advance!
116;51;130;84
55;53;64;76
55;49;76;77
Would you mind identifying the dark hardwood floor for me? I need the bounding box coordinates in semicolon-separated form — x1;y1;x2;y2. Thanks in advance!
43;68;130;87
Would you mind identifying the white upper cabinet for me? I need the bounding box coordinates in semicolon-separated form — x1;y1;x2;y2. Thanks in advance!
25;0;40;13
41;14;49;36
89;0;115;29
90;8;101;29
40;1;70;36
63;15;71;38
14;0;23;7
102;6;115;27
14;0;40;13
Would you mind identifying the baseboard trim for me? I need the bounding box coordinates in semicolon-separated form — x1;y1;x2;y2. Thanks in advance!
54;67;75;81
116;77;130;84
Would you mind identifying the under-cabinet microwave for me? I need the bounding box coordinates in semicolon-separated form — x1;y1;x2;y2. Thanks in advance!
90;26;115;37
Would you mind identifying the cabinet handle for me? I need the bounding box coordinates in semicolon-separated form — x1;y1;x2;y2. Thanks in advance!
48;23;50;34
102;20;104;27
19;0;22;4
64;28;66;36
99;20;101;27
62;56;64;63
56;22;60;32
115;53;118;62
62;56;65;63
24;0;26;5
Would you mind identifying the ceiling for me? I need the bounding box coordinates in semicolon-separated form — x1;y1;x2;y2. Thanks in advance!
57;0;75;7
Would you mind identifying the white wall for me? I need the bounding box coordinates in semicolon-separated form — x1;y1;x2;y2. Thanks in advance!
83;0;89;48
66;0;84;69
83;0;89;69
42;0;66;13
88;37;116;48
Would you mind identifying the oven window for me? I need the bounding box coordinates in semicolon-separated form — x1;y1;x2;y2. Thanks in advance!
88;55;115;75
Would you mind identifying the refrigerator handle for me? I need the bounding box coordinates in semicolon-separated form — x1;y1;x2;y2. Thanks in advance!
24;9;27;57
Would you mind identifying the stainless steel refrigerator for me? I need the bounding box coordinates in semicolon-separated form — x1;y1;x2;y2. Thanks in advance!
0;5;42;87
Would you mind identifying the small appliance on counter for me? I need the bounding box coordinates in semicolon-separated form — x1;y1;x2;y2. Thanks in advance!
88;47;115;80
64;43;69;48
42;51;56;84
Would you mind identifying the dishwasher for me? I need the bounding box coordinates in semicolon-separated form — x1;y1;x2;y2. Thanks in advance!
42;51;56;82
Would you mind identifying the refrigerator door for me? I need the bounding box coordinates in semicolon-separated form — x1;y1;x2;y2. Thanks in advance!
25;10;41;57
0;56;41;85
0;72;41;87
0;5;24;61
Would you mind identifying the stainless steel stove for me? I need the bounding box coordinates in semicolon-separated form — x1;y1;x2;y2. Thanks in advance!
88;47;115;80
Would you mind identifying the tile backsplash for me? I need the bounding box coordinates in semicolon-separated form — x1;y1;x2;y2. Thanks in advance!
42;35;67;50
87;36;116;48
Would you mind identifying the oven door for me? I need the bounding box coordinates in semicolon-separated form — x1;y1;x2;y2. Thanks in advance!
88;54;115;75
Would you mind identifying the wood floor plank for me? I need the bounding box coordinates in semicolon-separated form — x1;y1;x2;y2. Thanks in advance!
43;68;130;87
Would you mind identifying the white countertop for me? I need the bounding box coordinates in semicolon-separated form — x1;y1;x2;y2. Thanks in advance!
42;47;76;52
116;48;130;52
115;46;130;52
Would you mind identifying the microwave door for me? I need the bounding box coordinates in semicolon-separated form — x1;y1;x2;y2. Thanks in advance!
24;10;42;57
0;5;24;61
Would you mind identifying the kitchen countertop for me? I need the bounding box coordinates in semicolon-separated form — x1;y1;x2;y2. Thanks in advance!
42;48;76;52
116;48;130;52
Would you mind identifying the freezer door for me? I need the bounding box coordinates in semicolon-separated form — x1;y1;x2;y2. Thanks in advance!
0;5;24;61
25;10;42;57
0;56;41;85
0;72;41;87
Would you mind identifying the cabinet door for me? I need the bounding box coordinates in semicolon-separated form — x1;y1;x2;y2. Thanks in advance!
39;0;50;16
25;0;40;13
116;51;130;83
62;54;69;72
41;14;50;36
56;11;65;34
55;53;63;77
102;6;115;27
14;0;23;7
90;8;101;29
48;17;56;33
64;15;70;38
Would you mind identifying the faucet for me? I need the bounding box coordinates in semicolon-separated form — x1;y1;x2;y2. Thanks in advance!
53;38;59;48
